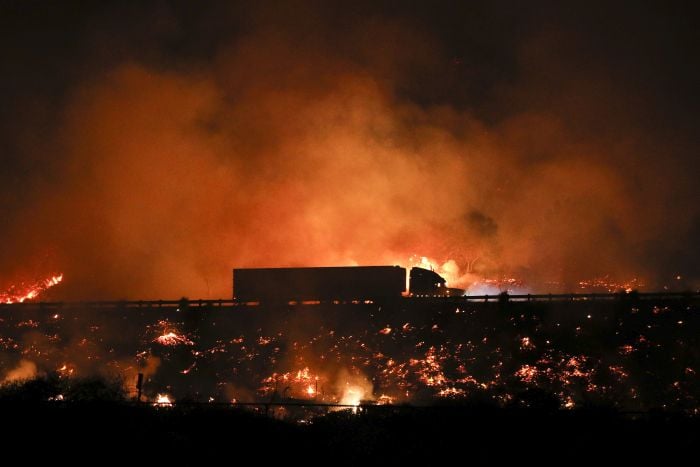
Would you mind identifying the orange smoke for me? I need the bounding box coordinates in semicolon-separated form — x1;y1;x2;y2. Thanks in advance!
2;359;38;384
0;4;697;298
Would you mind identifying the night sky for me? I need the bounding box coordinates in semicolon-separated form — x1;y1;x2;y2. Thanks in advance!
1;1;698;299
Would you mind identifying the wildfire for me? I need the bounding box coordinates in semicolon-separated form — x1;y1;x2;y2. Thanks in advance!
155;332;194;346
619;345;636;355
57;364;75;378
609;366;629;380
1;273;63;304
154;394;173;406
437;387;466;398
515;365;539;384
340;385;365;412
411;346;448;387
577;276;644;293
376;394;394;405
259;367;322;399
341;388;363;406
0;292;696;416
520;337;535;350
468;277;526;294
406;255;469;289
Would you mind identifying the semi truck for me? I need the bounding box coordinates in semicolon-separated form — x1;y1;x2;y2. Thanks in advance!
232;266;464;303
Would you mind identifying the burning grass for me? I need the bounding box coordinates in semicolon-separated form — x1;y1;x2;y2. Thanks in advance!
0;274;63;304
0;297;698;415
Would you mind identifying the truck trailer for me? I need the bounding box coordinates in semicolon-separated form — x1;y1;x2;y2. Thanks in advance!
233;266;406;303
233;265;465;303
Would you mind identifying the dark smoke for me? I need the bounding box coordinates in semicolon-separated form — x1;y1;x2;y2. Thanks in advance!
0;1;698;298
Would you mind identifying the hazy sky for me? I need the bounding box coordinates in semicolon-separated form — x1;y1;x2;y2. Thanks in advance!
1;1;698;298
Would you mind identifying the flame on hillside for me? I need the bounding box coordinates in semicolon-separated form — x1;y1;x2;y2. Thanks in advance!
1;274;63;304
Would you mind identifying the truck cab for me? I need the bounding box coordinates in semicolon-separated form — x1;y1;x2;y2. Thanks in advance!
409;267;465;297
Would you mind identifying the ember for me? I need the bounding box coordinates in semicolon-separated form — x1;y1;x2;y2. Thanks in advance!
155;332;194;347
0;295;697;415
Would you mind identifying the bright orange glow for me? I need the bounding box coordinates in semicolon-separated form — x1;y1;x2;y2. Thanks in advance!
520;337;535;350
260;367;323;400
376;394;394;405
437;387;466;398
515;365;539;384
154;394;173;406
340;385;364;412
1;273;63;304
578;276;644;293
155;332;194;346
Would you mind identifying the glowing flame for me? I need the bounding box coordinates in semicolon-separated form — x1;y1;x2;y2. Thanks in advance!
259;367;322;399
154;394;173;406
407;255;461;287
0;282;692;415
563;396;576;409
578;276;644;293
340;385;364;410
56;363;75;377
376;394;394;405
405;255;527;293
515;365;539;384
155;332;194;346
1;273;63;304
520;337;535;350
437;387;466;398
